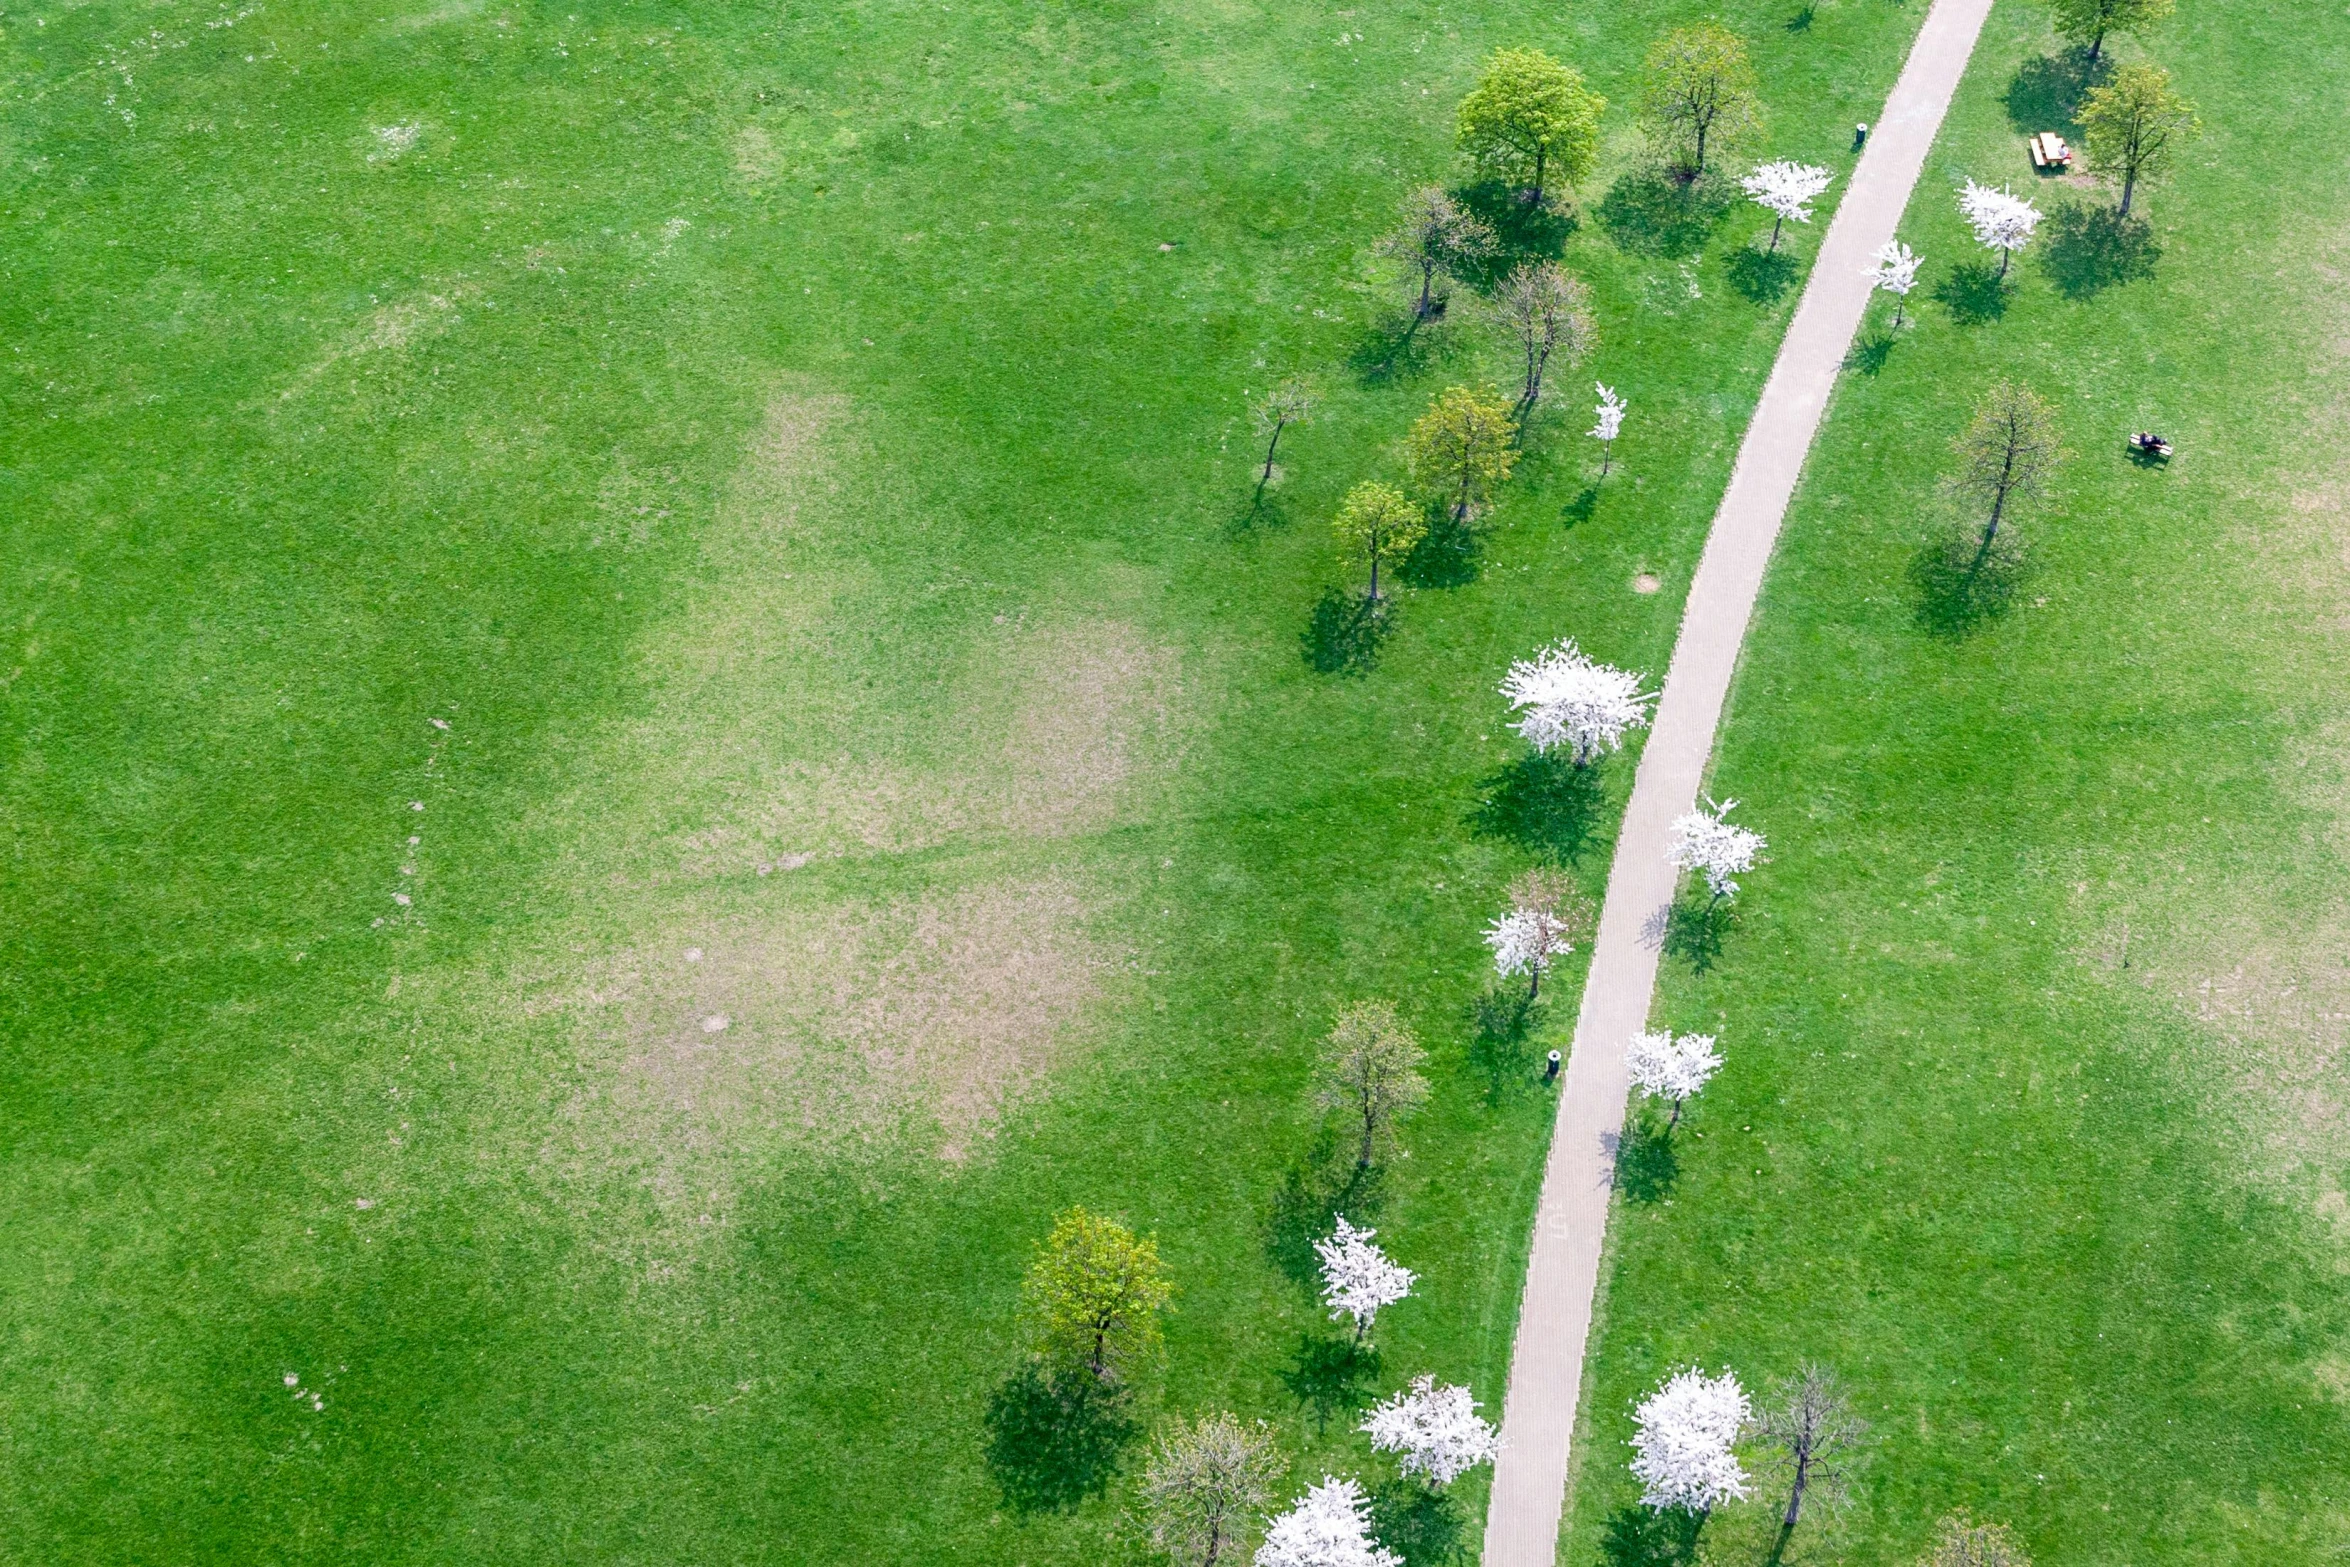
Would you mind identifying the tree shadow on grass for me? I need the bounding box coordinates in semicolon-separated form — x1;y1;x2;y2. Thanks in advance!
2002;47;2106;135
1599;1504;1705;1567
1453;178;1580;280
1842;330;1896;376
1932;259;2009;326
1224;486;1294;539
1907;528;2026;639
1265;1131;1387;1288
1658;896;1732;974
1612;1114;1680;1203
1371;1479;1468;1565
1785;2;1815;30
981;1363;1140;1515
1472;751;1608;863
1468;984;1547;1102
1301;587;1393;676
1350;309;1446;387
1596;167;1736;259
1726;246;1800;305
1562;485;1601;527
1281;1335;1383;1433
2040;203;2160;300
1396;509;1483;589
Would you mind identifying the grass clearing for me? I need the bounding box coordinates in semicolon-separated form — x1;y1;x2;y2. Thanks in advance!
2;0;1966;1559
1566;0;2350;1561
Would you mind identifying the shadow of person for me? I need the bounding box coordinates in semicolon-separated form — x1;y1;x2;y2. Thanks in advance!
1932;260;2009;325
1726;246;1800;305
1279;1335;1383;1432
1301;587;1394;675
1470;751;1608;863
1612;1114;1681;1203
1596;167;1736;259
980;1363;1140;1515
2039;202;2160;300
1599;1503;1705;1566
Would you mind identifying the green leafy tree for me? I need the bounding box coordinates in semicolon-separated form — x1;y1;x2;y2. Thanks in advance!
1331;480;1426;604
1407;385;1519;525
1455;47;1606;208
2050;0;2173;64
1021;1207;1173;1382
1376;186;1496;320
1640;22;1761;181
1949;382;2062;574
2078;61;2198;216
1139;1413;1284;1567
1313;1001;1431;1171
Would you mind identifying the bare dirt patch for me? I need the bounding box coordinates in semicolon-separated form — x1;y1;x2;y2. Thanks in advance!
534;874;1112;1194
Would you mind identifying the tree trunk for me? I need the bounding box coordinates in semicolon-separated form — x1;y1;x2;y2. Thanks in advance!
1204;1517;1225;1567
1253;422;1284;505
1367;546;1380;603
2087;24;2106;63
1600;442;1612;478
1769;215;1784;252
1530;143;1547;207
1527;964;1542;1002
1783;1445;1812;1530
1997;245;2011;279
1454;465;1473;525
1694;117;1708;180
2119;163;2137;217
1359;1102;1377;1170
1892;297;1906;330
1091;1325;1108;1379
1417;260;1435;319
1970;487;2009;576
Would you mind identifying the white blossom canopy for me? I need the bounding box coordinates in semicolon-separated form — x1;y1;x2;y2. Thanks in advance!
1666;797;1765;899
1501;639;1655;765
1865;239;1922;296
1254;1476;1402;1567
1740;160;1834;227
1486;907;1575;982
1958;179;2041;255
1361;1375;1503;1486
1315;1217;1416;1337
1625;1030;1723;1107
1630;1368;1752;1514
1590;383;1627;442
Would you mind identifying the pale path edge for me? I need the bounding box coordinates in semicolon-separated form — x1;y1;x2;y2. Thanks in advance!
1479;0;1998;1559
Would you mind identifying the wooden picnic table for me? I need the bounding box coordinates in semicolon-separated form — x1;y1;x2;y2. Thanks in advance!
2029;131;2072;170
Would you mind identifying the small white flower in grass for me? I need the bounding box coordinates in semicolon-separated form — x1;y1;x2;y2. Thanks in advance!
1500;639;1654;765
409;801;424;812
1666;797;1765;901
1740;161;1833;251
1361;1375;1501;1485
392;892;411;906
1315;1217;1414;1345
701;1015;729;1034
284;1373;299;1388
1630;1367;1752;1514
1958;180;2040;275
685;947;703;962
1625;1031;1723;1127
1255;1476;1402;1567
429;717;449;730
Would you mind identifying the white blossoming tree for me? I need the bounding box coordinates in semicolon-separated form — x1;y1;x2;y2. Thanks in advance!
1501;638;1655;766
1741;161;1833;252
1625;1030;1723;1128
1590;383;1626;476
1361;1375;1502;1486
1255;1477;1402;1567
1485;868;1592;1003
1315;1217;1415;1345
1958;180;2040;278
1666;797;1765;904
1865;240;1921;328
1630;1368;1752;1515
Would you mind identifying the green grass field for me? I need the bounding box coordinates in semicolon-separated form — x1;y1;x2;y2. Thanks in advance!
1566;1;2350;1563
0;0;1937;1560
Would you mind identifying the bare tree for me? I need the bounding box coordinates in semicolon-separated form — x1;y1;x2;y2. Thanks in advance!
1250;379;1316;508
1140;1412;1284;1567
1490;262;1595;416
1312;1002;1431;1172
1378;187;1496;321
1751;1365;1869;1547
1948;382;2062;574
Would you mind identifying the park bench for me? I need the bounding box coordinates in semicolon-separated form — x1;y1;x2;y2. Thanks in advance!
2028;132;2072;171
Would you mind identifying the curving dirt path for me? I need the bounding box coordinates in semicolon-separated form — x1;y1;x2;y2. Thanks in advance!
1480;0;1998;1558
